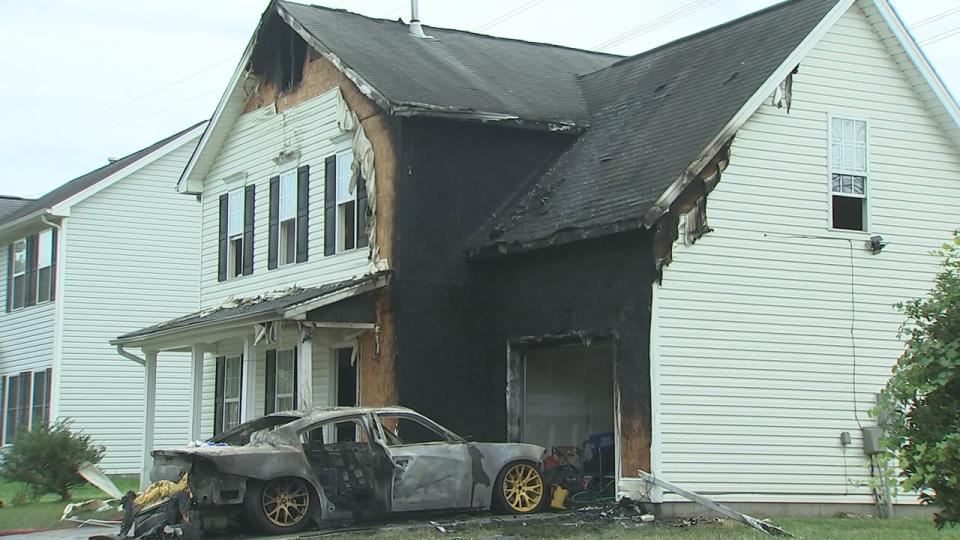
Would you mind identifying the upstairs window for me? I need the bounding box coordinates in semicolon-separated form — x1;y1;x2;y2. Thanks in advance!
9;239;26;310
37;230;54;303
279;171;298;266
830;117;868;231
336;151;358;252
227;189;244;278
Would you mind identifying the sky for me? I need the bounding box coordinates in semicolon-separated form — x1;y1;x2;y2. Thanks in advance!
0;0;958;198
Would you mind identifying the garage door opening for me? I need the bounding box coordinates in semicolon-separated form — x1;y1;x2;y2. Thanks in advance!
509;340;616;487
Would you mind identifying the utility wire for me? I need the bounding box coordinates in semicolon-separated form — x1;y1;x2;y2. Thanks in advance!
920;24;960;46
593;0;721;50
473;0;548;32
911;6;960;30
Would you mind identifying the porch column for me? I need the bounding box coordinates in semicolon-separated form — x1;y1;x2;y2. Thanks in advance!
190;345;204;441
141;350;158;490
297;332;313;410
240;335;257;421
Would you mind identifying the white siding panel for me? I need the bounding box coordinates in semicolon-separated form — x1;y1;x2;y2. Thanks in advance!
199;90;370;307
654;5;960;502
58;140;201;473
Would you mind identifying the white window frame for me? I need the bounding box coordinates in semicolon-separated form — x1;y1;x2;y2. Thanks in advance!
278;170;298;266
226;188;245;279
274;349;296;411
10;238;26;311
335;150;358;253
223;356;242;431
36;229;54;304
827;114;871;233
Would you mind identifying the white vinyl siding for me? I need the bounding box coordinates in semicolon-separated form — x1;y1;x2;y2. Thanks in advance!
199;88;368;307
652;4;960;503
58;138;201;473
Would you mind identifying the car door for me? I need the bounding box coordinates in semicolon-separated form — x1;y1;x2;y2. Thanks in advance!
374;412;472;512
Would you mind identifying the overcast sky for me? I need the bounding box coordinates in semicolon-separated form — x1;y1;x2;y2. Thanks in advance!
1;0;957;198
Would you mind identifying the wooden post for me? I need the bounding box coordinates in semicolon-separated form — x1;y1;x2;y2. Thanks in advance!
297;331;313;410
190;345;204;441
141;350;158;490
240;335;257;421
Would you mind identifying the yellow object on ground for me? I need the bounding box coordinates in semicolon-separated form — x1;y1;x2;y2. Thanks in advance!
550;485;569;510
135;473;190;508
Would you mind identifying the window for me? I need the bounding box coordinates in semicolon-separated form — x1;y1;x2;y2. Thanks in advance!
223;356;242;431
336;151;357;252
275;349;295;412
5;374;22;442
830;117;868;231
37;230;54;303
227;189;244;278
31;369;50;429
278;171;298;266
376;414;448;446
2;370;48;443
10;239;26;310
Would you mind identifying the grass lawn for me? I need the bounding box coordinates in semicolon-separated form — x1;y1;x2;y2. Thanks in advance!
350;516;960;540
0;475;138;532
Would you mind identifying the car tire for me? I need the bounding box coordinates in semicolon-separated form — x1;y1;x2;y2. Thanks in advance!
244;477;317;534
493;461;546;515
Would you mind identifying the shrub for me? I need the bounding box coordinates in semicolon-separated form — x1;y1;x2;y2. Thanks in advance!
0;420;104;502
878;232;960;528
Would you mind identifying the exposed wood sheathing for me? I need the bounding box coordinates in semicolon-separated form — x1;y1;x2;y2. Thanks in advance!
360;290;396;406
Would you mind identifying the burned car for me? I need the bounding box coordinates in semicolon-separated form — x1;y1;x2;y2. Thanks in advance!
150;407;545;534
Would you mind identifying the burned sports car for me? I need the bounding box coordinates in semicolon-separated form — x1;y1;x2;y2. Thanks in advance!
150;407;546;533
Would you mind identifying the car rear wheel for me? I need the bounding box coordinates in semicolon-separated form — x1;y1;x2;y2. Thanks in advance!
244;477;315;534
493;461;545;514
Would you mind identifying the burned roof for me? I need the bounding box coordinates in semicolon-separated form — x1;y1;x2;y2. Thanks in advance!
115;273;387;343
277;1;619;126
472;0;841;255
0;196;33;221
0;121;206;227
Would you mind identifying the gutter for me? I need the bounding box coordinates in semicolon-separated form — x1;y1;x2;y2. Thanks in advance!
116;345;145;366
0;209;50;240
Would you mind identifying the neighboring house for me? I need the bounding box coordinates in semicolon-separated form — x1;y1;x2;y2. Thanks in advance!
0;123;205;472
115;0;960;514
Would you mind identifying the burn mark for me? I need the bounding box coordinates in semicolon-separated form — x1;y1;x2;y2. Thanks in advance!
468;444;492;507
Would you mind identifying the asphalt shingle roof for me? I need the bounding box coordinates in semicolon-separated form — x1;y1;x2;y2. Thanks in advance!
475;0;840;253
278;1;620;126
0;196;33;221
0;121;205;227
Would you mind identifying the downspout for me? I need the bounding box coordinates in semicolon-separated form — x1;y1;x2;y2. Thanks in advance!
116;345;146;366
42;214;65;422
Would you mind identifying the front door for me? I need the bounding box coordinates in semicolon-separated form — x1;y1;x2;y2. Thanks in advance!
374;413;472;512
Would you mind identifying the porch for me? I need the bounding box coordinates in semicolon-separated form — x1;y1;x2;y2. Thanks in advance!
111;274;389;487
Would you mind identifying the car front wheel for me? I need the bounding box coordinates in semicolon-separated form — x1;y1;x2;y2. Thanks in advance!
244;477;316;534
493;461;545;514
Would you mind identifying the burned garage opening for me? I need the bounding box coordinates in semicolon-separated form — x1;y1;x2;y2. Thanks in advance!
509;338;617;489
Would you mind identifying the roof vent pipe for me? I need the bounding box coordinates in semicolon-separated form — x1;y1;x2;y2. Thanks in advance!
409;0;432;39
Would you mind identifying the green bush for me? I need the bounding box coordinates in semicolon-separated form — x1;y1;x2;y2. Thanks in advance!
0;420;104;502
878;232;960;528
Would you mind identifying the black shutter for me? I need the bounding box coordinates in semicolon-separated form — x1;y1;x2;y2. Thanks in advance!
292;346;299;410
357;175;369;249
5;244;12;312
214;357;226;435
49;229;58;301
296;165;310;263
324;156;337;256
268;176;280;270
19;372;30;432
25;235;38;307
0;375;6;445
265;350;277;415
44;368;52;426
242;184;255;276
218;195;229;282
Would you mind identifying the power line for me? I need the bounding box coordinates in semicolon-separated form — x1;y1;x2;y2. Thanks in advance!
911;6;960;30
593;0;721;50
920;24;960;46
473;0;548;32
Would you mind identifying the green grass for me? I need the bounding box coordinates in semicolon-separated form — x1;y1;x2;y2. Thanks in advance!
350;517;960;540
0;475;138;532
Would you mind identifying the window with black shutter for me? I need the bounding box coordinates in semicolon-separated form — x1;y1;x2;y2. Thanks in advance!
270;170;299;268
220;188;250;280
242;185;255;276
8;239;27;310
265;348;297;415
214;356;243;434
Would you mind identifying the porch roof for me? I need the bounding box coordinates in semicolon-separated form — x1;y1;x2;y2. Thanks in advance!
112;272;388;349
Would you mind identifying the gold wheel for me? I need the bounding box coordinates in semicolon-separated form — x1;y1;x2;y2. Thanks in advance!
501;462;544;513
262;478;311;528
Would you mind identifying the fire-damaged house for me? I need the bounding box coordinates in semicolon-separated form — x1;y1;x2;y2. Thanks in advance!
113;0;960;516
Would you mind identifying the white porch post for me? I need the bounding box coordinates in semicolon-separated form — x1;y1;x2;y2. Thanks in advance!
190;345;204;441
240;335;257;421
297;332;313;410
141;350;158;490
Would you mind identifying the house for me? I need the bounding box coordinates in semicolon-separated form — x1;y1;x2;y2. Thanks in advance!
114;0;960;514
0;123;205;472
